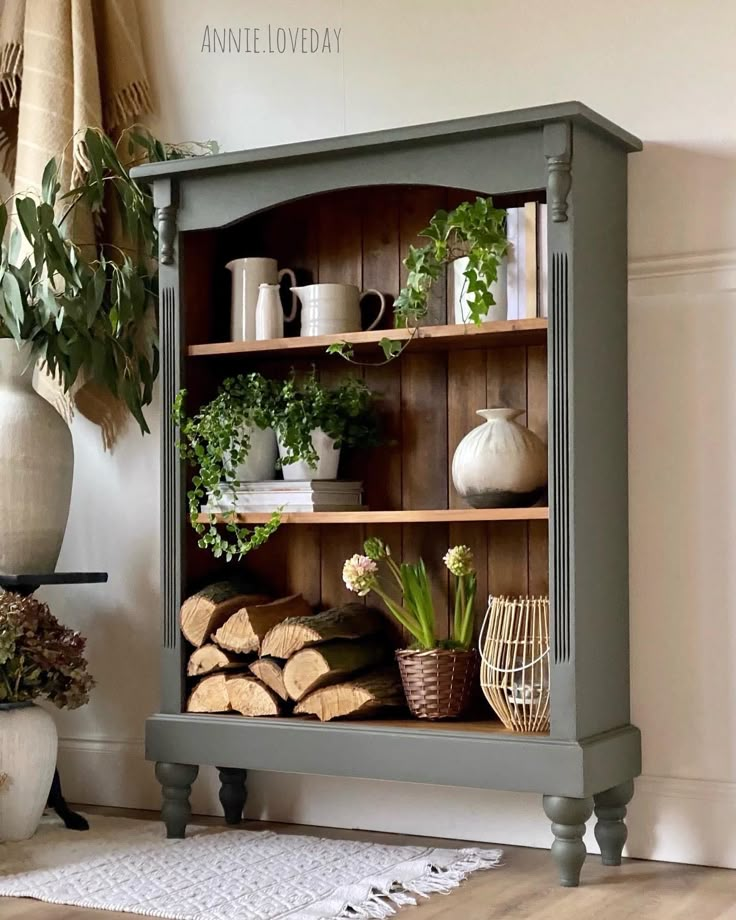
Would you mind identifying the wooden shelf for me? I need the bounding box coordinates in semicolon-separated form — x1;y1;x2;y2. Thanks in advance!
187;318;547;358
197;507;549;525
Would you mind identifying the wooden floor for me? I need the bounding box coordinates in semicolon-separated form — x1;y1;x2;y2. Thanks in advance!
2;806;735;920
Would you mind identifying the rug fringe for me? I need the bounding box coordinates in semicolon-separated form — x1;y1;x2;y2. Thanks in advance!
336;848;504;920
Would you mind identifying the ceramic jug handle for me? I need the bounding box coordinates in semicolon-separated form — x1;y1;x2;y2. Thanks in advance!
279;268;298;322
360;289;387;331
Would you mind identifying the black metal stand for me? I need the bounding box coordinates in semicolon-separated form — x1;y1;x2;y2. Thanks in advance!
0;571;108;831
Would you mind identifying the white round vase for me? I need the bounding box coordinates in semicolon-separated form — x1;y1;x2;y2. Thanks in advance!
452;408;547;508
0;702;58;842
278;428;341;480
0;340;74;574
232;425;278;482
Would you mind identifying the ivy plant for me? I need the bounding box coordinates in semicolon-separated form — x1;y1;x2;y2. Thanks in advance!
0;127;217;433
173;370;381;560
394;196;508;327
327;197;508;366
173;374;281;561
274;369;380;467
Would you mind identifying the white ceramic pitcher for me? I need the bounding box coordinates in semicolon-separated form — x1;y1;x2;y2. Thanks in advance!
226;257;297;341
290;283;387;337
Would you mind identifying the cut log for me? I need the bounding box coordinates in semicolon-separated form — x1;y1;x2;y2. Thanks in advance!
226;676;281;716
213;594;312;654
294;667;405;721
249;657;289;701
261;604;384;659
283;639;391;701
186;674;231;713
181;580;270;648
187;644;248;677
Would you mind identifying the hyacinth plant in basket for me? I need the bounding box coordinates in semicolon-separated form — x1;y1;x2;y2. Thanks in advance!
342;539;478;720
0;593;94;841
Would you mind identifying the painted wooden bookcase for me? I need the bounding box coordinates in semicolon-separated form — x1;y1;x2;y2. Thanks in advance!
132;102;642;887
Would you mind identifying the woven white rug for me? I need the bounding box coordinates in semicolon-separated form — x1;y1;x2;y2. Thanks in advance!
0;815;502;919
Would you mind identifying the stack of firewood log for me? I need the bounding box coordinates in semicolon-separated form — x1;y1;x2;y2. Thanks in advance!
181;582;405;721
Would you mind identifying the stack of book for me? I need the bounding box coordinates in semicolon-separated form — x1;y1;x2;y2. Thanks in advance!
506;202;548;320
204;480;365;513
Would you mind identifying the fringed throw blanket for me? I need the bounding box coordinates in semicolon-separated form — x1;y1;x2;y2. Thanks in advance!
0;0;153;447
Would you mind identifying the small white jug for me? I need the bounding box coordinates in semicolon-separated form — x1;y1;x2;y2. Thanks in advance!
226;257;297;341
290;283;387;337
255;283;288;340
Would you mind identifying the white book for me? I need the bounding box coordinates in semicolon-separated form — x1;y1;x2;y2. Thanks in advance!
220;492;363;508
204;500;367;514
505;208;520;320
229;480;362;493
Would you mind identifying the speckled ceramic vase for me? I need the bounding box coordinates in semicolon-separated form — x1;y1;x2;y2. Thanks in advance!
451;408;547;508
0;340;74;573
0;702;58;841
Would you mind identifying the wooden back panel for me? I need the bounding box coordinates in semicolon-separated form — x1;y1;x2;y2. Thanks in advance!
180;185;548;638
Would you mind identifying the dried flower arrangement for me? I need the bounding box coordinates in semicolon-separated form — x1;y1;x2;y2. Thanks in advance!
0;593;94;708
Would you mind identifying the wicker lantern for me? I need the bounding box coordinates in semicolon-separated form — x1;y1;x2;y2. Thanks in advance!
479;595;550;732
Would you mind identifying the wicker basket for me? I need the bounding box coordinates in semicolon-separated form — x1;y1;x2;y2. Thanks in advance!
396;648;478;720
479;596;550;732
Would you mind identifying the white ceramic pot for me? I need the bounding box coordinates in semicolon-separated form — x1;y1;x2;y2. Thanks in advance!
452;408;547;508
231;425;278;482
278;428;341;480
0;340;74;574
226;258;297;342
452;256;508;324
0;702;58;842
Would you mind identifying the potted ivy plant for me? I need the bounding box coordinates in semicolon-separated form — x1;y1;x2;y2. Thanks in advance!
0;592;94;841
0;127;214;575
173;373;282;561
342;538;478;719
174;370;380;560
274;369;380;480
327;196;508;366
394;196;508;327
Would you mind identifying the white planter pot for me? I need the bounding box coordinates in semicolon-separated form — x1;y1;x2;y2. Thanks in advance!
0;702;58;842
452;408;547;508
452;256;508;324
231;425;278;482
0;340;74;574
278;428;341;480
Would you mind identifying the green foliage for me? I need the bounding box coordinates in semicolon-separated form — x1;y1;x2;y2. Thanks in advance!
393;196;508;328
173;375;281;562
173;370;380;561
273;368;380;468
344;538;477;651
0;593;94;708
0;127;217;434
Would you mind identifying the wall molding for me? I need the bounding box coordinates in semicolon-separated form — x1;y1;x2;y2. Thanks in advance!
628;248;736;280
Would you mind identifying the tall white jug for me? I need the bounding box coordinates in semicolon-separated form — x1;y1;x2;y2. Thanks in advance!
226;258;297;341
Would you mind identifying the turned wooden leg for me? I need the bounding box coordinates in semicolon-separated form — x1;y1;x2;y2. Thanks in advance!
217;767;247;825
594;779;635;866
543;794;594;887
155;762;198;839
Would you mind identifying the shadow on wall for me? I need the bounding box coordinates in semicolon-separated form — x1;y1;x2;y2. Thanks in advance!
628;142;736;259
43;387;162;746
628;269;736;790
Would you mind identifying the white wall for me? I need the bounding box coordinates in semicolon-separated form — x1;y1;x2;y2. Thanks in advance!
54;0;736;868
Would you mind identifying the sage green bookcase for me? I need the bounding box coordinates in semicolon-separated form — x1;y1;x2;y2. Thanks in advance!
132;102;642;888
